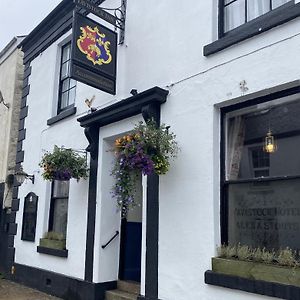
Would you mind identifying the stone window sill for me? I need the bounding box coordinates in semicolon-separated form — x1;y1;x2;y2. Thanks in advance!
37;246;68;258
47;106;76;126
204;2;300;56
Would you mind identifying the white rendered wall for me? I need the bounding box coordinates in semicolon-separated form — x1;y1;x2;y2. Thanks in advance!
14;30;118;279
14;0;300;299
93;114;145;286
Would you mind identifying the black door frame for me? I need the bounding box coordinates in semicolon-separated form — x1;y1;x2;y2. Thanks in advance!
78;86;168;300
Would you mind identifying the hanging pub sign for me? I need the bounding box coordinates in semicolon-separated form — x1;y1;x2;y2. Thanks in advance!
71;12;117;95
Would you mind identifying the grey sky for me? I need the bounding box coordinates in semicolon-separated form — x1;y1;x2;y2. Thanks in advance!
0;0;62;51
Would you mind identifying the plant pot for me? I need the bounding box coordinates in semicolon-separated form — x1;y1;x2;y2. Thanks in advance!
39;238;66;250
212;257;300;287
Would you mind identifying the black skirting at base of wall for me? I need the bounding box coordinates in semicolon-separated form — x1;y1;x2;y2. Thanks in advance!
137;296;161;300
205;270;300;300
11;263;116;300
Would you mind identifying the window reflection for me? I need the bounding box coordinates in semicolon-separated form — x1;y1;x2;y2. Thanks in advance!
226;99;300;180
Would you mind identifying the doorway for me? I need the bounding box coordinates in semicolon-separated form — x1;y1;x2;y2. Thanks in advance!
119;175;143;282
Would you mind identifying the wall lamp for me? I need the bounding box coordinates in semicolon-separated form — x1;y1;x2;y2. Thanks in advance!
15;168;35;185
7;168;35;186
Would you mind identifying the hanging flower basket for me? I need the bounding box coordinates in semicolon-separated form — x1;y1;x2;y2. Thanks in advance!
111;120;179;217
39;146;89;181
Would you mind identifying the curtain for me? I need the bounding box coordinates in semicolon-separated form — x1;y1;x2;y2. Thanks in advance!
247;0;270;21
227;116;245;180
224;0;246;32
272;0;290;9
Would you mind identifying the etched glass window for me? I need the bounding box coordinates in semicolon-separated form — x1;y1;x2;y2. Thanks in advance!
224;96;300;251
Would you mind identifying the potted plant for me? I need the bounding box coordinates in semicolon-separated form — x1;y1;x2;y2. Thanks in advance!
39;145;89;181
211;244;300;287
39;231;66;250
111;120;179;217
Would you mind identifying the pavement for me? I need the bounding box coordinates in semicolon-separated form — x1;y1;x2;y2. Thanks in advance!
0;279;61;300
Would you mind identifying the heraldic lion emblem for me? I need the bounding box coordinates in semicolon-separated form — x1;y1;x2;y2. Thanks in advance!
77;25;112;66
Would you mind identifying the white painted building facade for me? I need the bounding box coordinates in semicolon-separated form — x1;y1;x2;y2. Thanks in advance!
10;0;300;300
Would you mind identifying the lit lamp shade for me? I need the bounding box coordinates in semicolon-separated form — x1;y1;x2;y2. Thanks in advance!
14;168;35;185
15;169;28;185
263;131;277;153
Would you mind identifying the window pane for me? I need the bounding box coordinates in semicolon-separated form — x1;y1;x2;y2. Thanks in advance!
247;0;270;21
60;61;70;80
52;198;68;237
62;78;70;92
53;180;69;198
68;87;76;106
272;0;290;9
60;91;69;110
224;0;246;32
70;79;76;89
225;0;236;4
228;179;300;251
226;98;300;180
62;44;71;63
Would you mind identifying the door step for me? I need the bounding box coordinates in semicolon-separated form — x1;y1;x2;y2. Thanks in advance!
105;280;140;300
117;280;140;295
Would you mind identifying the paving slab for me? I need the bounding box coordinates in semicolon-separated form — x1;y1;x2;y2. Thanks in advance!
0;279;61;300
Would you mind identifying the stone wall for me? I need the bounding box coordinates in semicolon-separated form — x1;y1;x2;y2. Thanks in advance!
0;40;24;208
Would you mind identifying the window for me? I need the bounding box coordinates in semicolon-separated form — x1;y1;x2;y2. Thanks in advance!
58;43;76;114
223;0;292;33
223;96;300;251
21;193;38;242
203;0;300;56
48;180;69;237
249;147;270;178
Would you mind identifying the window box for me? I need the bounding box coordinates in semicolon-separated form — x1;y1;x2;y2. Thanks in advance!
211;257;300;287
39;237;66;250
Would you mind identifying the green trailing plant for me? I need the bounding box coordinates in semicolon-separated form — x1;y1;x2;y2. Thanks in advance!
111;120;179;217
39;145;89;181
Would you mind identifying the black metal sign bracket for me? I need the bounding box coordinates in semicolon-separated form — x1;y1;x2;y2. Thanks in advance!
74;0;127;44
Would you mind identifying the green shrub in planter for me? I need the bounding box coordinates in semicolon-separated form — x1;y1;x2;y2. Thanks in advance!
213;245;300;287
212;257;300;287
39;231;66;250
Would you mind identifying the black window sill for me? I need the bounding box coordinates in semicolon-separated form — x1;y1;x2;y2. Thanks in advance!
37;246;68;258
204;2;300;56
47;106;76;126
205;270;300;299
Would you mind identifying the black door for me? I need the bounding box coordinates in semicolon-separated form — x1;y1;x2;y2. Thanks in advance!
119;218;142;282
119;176;143;282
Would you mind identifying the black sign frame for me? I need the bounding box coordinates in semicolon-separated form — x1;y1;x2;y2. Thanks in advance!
71;12;117;95
74;0;119;28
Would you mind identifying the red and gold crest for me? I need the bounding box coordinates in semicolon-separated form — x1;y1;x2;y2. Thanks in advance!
77;25;112;66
